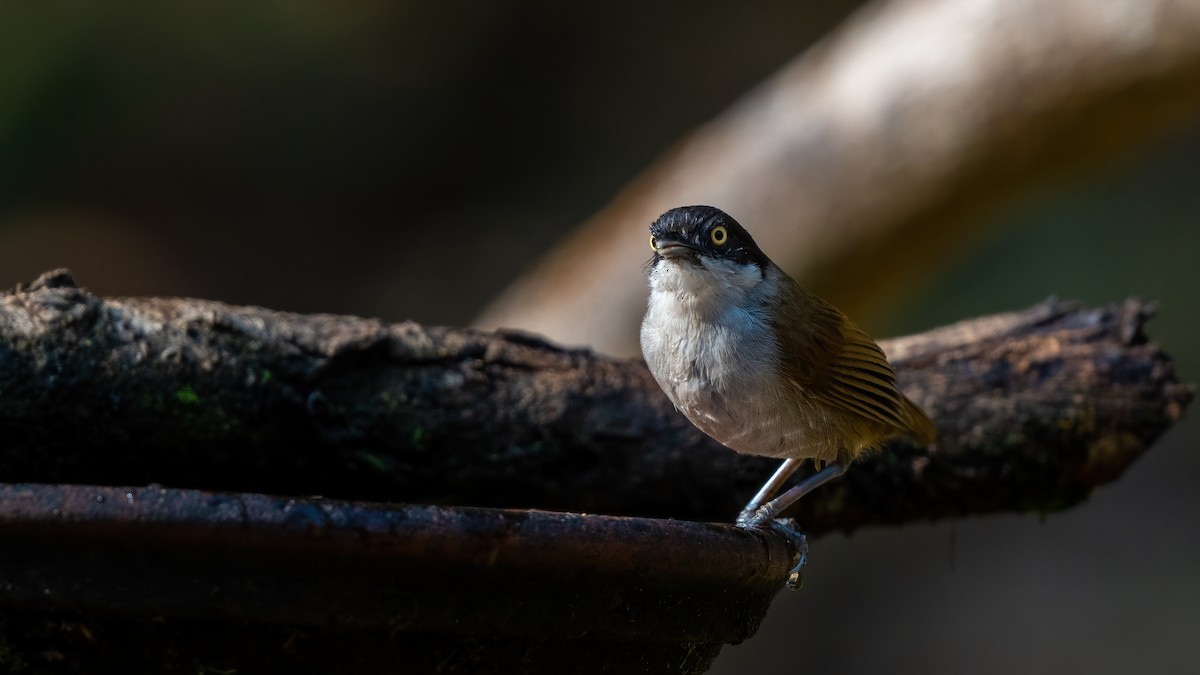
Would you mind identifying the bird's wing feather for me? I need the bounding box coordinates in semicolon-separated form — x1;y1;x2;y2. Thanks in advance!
771;281;910;430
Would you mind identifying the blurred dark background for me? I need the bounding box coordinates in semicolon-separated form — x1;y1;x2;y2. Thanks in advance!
0;1;851;320
2;2;1197;673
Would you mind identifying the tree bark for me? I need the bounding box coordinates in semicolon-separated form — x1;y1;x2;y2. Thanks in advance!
0;270;1190;533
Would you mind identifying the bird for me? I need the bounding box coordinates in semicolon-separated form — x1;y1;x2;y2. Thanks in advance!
639;205;935;575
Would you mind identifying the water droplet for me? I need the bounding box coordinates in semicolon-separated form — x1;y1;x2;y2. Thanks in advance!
94;495;105;503
126;492;135;504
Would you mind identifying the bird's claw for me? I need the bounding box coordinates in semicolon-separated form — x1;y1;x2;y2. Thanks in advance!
736;503;777;528
769;518;809;589
736;512;810;590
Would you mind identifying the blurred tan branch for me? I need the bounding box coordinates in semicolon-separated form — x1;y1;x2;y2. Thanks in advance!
475;0;1200;356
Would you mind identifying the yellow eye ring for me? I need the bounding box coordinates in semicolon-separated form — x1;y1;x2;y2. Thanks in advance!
650;235;657;251
710;225;728;246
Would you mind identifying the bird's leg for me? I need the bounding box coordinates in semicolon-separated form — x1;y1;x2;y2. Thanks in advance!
737;461;849;589
740;462;848;528
736;457;803;526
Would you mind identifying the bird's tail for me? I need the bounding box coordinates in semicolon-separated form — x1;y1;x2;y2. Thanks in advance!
900;395;937;446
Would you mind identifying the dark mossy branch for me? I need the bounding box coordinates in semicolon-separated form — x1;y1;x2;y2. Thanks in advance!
0;270;1191;533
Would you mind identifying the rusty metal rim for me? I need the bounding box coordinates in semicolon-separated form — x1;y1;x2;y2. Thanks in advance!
0;483;791;644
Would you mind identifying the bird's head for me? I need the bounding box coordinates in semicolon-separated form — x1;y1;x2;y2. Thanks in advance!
649;205;769;269
646;206;772;300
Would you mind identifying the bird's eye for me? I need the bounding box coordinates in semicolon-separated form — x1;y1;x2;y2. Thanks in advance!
650;236;657;251
710;225;728;246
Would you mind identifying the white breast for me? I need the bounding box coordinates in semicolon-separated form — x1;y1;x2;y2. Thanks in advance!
640;259;806;458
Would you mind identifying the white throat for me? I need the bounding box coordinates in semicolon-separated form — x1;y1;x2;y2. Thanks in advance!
645;256;765;321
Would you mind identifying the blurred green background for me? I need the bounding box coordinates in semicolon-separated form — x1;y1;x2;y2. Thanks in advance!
2;2;1197;673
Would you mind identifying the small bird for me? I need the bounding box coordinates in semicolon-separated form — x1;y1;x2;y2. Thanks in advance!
640;206;935;572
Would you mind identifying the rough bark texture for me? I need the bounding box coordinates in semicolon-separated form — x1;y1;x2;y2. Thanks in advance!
476;0;1200;356
0;270;1190;533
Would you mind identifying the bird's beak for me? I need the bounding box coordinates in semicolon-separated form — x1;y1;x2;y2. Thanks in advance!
653;237;696;259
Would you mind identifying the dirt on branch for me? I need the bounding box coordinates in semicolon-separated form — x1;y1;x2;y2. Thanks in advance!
0;270;1191;533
